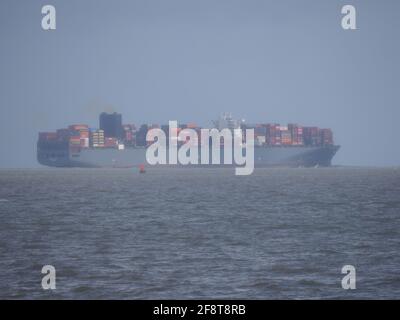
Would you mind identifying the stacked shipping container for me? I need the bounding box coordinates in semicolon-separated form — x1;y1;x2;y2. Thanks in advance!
288;124;303;146
280;127;292;145
68;125;89;148
303;127;320;146
91;130;105;148
320;128;333;146
104;137;118;148
123;124;136;147
38;115;335;151
265;124;281;146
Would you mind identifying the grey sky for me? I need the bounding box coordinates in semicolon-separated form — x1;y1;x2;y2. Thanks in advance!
0;0;399;167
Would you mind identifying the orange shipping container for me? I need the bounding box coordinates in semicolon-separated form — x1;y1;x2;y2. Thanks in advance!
69;124;89;131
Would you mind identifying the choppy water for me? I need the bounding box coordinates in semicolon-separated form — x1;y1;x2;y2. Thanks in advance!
0;167;400;299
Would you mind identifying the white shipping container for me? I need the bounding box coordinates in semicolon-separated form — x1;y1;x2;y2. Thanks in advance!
256;136;266;145
81;138;89;148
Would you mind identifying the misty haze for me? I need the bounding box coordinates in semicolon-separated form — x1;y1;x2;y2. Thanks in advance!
1;0;399;168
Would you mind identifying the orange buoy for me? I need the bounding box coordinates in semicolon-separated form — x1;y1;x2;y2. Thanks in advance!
139;164;146;173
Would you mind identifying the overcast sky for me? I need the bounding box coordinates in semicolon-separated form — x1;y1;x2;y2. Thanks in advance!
0;0;399;167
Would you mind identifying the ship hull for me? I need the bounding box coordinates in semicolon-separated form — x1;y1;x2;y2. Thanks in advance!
37;144;340;168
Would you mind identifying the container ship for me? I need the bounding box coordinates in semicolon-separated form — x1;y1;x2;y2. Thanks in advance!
37;112;340;168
